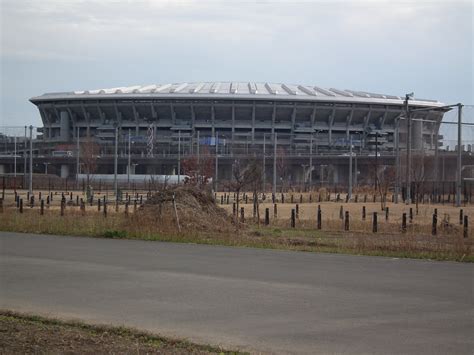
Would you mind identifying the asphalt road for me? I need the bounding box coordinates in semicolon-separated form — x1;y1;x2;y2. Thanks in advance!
1;232;473;354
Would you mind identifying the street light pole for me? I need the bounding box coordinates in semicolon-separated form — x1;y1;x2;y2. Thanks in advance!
113;125;118;200
456;103;463;207
215;132;218;192
29;125;33;195
394;117;400;204
76;126;80;189
178;130;181;184
309;131;313;190
14;136;17;177
405;93;413;204
272;132;277;196
127;129;131;189
263;134;266;191
348;136;353;200
23;126;27;188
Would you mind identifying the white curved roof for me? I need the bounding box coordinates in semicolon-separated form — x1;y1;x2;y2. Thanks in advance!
30;82;444;106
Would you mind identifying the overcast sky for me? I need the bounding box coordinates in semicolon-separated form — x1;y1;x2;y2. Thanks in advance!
1;0;472;131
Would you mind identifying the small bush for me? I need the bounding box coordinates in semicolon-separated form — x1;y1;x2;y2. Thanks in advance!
102;230;127;239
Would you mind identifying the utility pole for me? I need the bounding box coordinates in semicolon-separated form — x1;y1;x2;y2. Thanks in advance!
374;132;378;191
263;134;266;191
309;131;313;189
394;117;400;204
29;125;33;195
272;132;277;196
127;129;131;189
405;93;413;204
114;125;118;200
197;130;200;163
348;136;353;200
178;130;181;184
214;132;218;191
456;103;463;207
23;126;27;188
14;136;17;177
76;126;80;189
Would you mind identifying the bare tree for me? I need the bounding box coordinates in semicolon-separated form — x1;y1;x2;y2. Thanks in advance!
80;135;100;186
276;147;289;192
376;165;396;211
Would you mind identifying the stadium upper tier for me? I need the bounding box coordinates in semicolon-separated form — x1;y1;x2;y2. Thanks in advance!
30;82;444;107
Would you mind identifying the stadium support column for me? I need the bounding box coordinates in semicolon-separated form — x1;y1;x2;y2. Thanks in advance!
29;125;33;195
273;132;277;196
456;103;463;207
114;126;118;200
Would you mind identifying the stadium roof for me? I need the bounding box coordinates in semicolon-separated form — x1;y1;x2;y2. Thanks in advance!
30;82;445;107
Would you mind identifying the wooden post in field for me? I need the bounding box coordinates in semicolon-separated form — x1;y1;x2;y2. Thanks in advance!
317;205;322;230
220;195;224;204
459;209;463;225
309;194;312;203
103;201;107;217
125;202;129;216
273;203;277;218
232;202;236;217
355;195;358;203
434;208;437;217
291;194;294;203
272;193;275;204
134;200;137;213
115;200;119;212
291;209;296;228
300;194;303;203
265;208;269;225
19;198;23;213
402;213;407;233
344;211;350;231
372;212;378;233
76;195;79;206
409;208;413;223
60;200;65;216
98;199;101;211
0;198;3;213
385;207;389;221
432;214;437;235
281;193;285;204
362;206;366;221
463;216;468;238
226;195;229;204
40;199;44;215
140;195;143;204
339;206;343;220
30;196;34;208
295;204;299;219
240;207;245;223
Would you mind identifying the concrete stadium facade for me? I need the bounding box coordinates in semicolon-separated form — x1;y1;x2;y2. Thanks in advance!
28;82;449;186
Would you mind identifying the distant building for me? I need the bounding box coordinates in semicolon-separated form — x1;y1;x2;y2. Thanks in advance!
24;82;450;185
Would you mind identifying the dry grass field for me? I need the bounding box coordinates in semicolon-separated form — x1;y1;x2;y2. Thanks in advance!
1;188;472;262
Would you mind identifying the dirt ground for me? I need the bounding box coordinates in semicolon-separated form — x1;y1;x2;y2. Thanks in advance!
0;311;236;354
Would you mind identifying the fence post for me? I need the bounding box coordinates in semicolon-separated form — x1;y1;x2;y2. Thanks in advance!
432;214;437;235
372;212;378;233
344;211;350;231
40;199;44;215
98;199;101;211
134;200;137;213
402;213;407;233
125;202;129;216
19;198;23;213
274;203;277;218
385;207;389;221
459;209;463;225
232;202;236;217
0;198;3;214
295;204;299;219
362;206;366;221
240;207;245;223
317;205;322;230
265;208;270;226
291;209;296;228
464;216;468;238
281;193;285;204
103;201;107;217
339;205;343;219
409;208;413;223
60;200;65;216
300;194;303;203
291;194;294;204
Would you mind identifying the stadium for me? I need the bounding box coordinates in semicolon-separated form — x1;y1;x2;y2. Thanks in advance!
25;82;452;188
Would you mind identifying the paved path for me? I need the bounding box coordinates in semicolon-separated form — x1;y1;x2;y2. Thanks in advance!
1;232;472;354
